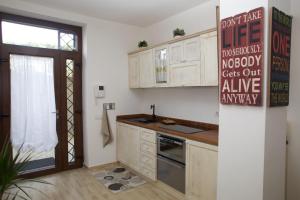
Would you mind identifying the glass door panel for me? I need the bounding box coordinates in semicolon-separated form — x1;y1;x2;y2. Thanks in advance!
155;47;168;84
66;59;75;164
10;54;58;174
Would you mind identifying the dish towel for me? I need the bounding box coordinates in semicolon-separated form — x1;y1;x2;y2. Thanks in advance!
101;108;113;147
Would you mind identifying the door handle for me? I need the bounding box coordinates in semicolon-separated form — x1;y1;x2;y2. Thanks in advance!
0;113;10;118
52;110;59;119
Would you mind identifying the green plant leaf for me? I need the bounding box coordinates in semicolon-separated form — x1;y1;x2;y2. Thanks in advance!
0;139;50;200
12;184;31;199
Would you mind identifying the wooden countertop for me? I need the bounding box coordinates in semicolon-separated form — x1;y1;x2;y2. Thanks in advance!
116;114;219;146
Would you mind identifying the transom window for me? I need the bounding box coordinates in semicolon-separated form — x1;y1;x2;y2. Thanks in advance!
1;21;78;51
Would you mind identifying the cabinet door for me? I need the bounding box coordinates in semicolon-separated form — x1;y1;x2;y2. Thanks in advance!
184;37;201;62
128;54;140;88
186;142;218;200
154;46;169;86
117;123;129;164
200;31;218;86
169;41;184;65
139;50;155;88
126;125;140;171
170;61;201;87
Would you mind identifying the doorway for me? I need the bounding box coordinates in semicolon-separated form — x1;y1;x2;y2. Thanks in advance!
0;13;83;178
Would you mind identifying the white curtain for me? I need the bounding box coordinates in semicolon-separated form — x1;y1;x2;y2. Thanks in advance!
10;54;58;152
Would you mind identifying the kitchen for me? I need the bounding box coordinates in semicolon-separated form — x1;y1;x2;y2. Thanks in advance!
0;0;298;200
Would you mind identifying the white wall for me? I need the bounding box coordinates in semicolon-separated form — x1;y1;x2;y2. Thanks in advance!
287;0;300;199
143;0;219;45
138;0;220;124
0;0;145;167
218;0;288;200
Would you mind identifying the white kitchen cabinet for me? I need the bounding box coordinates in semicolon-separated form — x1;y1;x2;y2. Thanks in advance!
128;29;218;88
169;41;184;65
200;31;218;86
117;123;157;181
169;37;201;65
126;125;140;171
139;128;157;180
186;140;218;200
170;61;201;87
128;54;140;88
116;123;140;171
139;49;155;88
169;37;201;86
183;37;201;62
154;45;169;86
117;123;129;164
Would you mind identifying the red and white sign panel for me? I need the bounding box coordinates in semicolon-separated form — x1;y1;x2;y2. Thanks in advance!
220;7;264;106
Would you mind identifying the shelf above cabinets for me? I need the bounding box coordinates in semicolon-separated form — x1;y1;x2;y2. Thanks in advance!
128;28;218;89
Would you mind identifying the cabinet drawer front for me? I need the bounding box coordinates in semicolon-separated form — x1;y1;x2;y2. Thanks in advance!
140;141;156;155
140;163;156;180
140;129;156;143
140;153;156;169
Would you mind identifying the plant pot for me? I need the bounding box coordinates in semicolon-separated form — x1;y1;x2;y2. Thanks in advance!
174;35;183;39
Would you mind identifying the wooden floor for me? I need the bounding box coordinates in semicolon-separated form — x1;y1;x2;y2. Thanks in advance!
15;164;186;200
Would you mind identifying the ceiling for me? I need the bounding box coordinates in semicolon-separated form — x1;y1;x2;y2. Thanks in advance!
20;0;209;26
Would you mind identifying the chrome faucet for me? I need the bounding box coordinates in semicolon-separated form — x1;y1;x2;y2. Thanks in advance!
150;104;156;120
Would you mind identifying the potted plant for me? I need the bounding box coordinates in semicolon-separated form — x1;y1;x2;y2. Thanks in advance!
138;40;148;48
173;28;185;38
0;140;50;199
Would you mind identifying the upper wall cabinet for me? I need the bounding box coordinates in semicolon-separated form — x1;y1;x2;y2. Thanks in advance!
169;37;201;65
200;31;218;86
169;37;201;86
154;45;169;86
169;41;184;65
139;49;155;88
128;54;140;88
128;29;218;88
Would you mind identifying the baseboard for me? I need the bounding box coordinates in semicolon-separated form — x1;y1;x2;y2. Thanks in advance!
84;161;119;170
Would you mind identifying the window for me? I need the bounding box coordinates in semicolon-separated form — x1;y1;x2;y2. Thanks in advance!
66;59;76;164
1;21;77;51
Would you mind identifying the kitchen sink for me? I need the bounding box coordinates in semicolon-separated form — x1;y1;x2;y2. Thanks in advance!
128;117;158;124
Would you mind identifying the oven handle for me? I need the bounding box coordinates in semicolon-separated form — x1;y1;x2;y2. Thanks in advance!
157;136;184;146
157;155;185;168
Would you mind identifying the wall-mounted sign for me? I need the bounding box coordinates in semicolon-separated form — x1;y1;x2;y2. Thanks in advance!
220;7;264;106
269;7;292;107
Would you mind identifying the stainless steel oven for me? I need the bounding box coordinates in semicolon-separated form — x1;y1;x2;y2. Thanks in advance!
157;133;185;193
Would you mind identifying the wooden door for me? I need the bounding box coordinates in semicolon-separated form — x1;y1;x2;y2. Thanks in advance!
0;12;83;178
200;31;218;86
169;41;184;65
186;141;218;200
170;62;201;87
126;125;140;171
0;45;63;177
139;50;154;88
128;54;140;88
184;37;201;62
117;123;128;164
60;52;83;170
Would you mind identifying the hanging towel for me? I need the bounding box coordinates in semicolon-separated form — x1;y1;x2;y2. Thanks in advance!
101;107;113;147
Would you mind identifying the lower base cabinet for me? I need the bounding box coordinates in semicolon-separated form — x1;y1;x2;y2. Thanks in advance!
117;123;157;181
186;140;218;200
117;122;218;198
117;123;140;171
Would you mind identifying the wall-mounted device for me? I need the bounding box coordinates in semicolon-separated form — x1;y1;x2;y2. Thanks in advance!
94;84;105;98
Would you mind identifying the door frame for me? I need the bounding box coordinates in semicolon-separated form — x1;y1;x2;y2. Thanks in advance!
0;12;83;178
